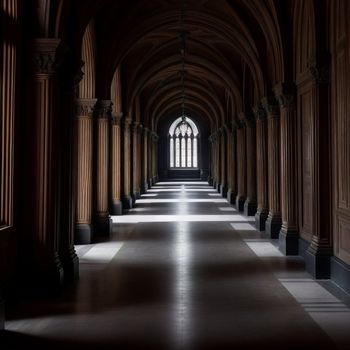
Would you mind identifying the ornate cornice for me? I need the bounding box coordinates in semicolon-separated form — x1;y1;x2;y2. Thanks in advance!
76;98;97;117
273;82;296;108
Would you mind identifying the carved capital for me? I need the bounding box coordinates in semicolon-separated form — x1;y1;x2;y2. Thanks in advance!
95;100;113;119
132;121;140;132
273;82;296;108
111;112;123;125
123;117;132;126
261;96;280;117
252;104;267;121
239;111;255;127
31;38;66;74
76;98;97;117
151;131;159;141
307;52;331;84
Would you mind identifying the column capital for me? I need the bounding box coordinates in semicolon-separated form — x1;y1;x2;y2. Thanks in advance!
252;104;267;121
239;111;255;127
273;82;296;108
132;121;140;132
123;116;133;126
261;96;280;117
31;38;67;75
307;52;331;84
111;112;123;125
76;98;97;117
95;100;113;119
151;131;159;141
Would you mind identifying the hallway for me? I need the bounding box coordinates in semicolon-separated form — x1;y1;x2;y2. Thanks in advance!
4;181;350;349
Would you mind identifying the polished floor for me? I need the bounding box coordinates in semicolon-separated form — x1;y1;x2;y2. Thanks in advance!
3;181;350;349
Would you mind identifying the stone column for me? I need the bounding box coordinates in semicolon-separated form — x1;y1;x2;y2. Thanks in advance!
220;127;228;197
227;124;237;205
274;83;299;254
262;97;282;238
148;131;153;187
210;133;217;188
235;120;246;211
253;105;269;231
305;55;332;278
208;135;214;185
241;113;257;216
215;131;221;192
28;38;64;288
122;117;133;209
109;112;123;215
141;128;149;193
138;125;143;189
132;121;141;203
152;133;159;183
75;99;96;243
94;100;112;236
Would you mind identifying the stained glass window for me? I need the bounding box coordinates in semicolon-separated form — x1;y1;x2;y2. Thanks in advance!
169;117;199;169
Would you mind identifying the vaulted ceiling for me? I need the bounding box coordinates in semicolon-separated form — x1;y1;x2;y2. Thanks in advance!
49;0;288;130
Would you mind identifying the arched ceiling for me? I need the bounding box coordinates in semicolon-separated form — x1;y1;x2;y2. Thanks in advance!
71;0;284;131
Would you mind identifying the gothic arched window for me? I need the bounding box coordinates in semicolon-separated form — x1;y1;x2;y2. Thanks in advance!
169;117;199;168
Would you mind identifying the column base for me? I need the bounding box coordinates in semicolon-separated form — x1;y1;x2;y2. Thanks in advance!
213;180;217;189
305;248;331;279
37;256;65;294
148;179;153;188
220;184;228;197
0;291;4;330
235;195;245;212
208;177;213;186
279;228;299;255
153;176;158;184
227;189;236;205
110;199;123;216
331;257;350;295
122;195;133;210
75;223;93;244
61;246;79;283
255;209;268;231
265;214;282;239
244;199;257;216
94;215;111;237
141;182;149;194
132;191;140;205
216;182;221;192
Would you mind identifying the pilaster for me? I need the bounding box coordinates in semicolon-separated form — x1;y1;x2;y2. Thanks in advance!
241;112;257;216
122;117;133;209
261;96;282;238
75;98;96;243
220;126;228;197
253;104;269;230
235;118;246;211
94;100;112;236
226;122;237;205
304;53;332;278
26;38;65;290
274;82;299;254
142;128;149;193
132;121;141;203
109;112;123;215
